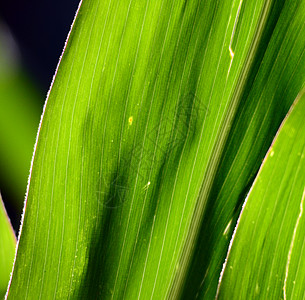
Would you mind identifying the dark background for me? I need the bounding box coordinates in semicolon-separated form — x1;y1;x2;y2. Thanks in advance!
0;0;80;231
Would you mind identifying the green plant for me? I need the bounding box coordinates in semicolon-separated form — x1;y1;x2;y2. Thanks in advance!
1;0;305;298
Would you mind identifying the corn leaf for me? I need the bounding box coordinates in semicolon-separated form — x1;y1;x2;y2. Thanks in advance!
6;0;305;299
217;89;305;299
185;1;305;297
0;195;16;298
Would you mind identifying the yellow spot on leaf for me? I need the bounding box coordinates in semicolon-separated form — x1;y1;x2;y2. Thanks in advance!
223;219;232;236
128;116;133;126
229;46;234;59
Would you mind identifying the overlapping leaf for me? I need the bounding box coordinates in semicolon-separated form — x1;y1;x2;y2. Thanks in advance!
183;1;305;297
217;89;305;299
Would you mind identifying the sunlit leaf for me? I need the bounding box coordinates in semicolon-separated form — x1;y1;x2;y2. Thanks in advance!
185;1;305;297
6;0;305;299
217;89;305;299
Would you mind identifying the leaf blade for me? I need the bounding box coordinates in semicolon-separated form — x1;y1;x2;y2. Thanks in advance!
217;89;305;299
183;1;305;297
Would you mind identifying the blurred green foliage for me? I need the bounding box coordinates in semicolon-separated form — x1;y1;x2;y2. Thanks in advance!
0;23;41;214
0;194;16;298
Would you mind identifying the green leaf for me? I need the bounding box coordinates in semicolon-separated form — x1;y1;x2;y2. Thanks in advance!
216;89;305;299
0;23;41;210
0;195;16;298
6;0;305;299
184;1;305;298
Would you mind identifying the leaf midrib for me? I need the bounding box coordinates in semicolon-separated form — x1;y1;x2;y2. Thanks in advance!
168;0;275;298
